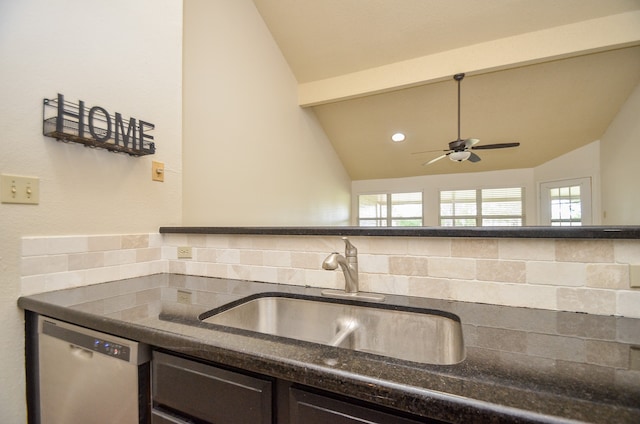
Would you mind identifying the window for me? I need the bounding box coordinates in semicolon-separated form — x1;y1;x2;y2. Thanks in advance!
540;178;591;226
358;192;422;227
439;187;524;227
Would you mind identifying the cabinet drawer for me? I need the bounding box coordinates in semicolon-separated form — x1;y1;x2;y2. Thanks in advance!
151;409;192;424
290;387;441;424
152;351;272;424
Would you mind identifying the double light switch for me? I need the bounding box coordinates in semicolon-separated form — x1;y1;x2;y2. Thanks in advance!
1;174;39;204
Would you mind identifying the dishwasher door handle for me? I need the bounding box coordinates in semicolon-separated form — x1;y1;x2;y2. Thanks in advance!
70;344;94;359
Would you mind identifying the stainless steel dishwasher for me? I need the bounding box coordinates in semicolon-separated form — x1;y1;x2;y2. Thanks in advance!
37;316;150;423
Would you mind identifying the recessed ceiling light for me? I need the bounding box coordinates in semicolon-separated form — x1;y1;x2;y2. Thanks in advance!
391;132;405;143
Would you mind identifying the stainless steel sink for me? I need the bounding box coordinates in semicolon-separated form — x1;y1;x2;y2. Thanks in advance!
199;294;465;365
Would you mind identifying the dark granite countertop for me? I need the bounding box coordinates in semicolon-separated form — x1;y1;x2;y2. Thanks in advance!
18;274;640;423
159;226;640;239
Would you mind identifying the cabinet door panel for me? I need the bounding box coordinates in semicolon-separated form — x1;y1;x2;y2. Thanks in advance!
152;351;272;424
290;388;439;424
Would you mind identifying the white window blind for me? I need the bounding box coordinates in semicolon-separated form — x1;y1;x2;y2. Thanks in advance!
440;187;524;227
358;192;422;227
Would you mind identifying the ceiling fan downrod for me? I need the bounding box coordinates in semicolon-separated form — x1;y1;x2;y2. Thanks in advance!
453;73;465;148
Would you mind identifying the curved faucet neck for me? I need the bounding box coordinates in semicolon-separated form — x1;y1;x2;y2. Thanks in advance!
322;238;359;294
336;255;358;293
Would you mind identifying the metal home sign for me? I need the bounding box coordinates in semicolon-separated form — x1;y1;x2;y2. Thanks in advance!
43;93;155;156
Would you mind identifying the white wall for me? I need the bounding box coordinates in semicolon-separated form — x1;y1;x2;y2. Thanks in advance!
0;1;183;422
601;81;640;224
182;0;351;226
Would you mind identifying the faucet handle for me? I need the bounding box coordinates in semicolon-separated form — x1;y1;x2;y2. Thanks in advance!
342;237;357;257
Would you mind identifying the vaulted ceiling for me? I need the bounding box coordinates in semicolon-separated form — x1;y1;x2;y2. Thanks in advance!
252;0;640;180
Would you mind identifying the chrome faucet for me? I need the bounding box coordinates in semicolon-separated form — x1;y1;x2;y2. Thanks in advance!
322;237;359;293
321;237;384;302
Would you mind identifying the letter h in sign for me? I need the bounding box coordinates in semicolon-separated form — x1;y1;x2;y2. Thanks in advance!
55;93;85;138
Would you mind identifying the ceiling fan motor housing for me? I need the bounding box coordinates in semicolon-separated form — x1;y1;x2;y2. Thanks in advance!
448;139;467;151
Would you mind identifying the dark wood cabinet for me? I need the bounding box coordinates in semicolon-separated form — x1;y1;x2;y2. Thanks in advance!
289;387;442;424
151;350;443;424
152;351;273;424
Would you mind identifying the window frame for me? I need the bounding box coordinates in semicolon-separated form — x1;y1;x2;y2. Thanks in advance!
357;191;423;227
539;177;592;226
439;187;526;227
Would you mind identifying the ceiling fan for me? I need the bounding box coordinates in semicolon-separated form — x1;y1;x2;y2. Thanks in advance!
420;73;520;166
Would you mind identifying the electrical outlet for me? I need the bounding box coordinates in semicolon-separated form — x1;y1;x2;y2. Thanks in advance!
1;174;39;204
177;290;192;305
630;346;640;371
630;265;640;289
177;246;192;259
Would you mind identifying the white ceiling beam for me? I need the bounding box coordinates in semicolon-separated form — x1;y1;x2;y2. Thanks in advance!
298;11;640;107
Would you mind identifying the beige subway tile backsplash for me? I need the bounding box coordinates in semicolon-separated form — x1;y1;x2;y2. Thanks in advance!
476;259;526;283
104;249;137;266
407;237;451;256
239;249;264;266
428;257;475;280
557;288;617;315
135;248;161;263
20;233;640;318
555;240;614;263
586;264;630;289
21;255;67;276
526;261;586;287
359;254;390;274
363;237;408;255
617;290;640;317
88;235;122;252
216;248;241;264
290;251;325;269
263;250;292;268
69;252;105;271
361;273;410;296
407;276;451;299
121;234;149;249
451;239;499;259
498;239;555;261
614;240;640;263
277;267;305;286
388;256;427;276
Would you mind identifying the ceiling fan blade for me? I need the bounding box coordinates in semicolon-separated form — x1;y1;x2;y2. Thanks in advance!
411;149;449;155
422;153;449;166
471;142;520;150
464;138;480;148
468;152;482;163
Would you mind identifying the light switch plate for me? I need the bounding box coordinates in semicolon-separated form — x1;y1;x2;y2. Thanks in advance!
152;161;164;182
1;174;39;204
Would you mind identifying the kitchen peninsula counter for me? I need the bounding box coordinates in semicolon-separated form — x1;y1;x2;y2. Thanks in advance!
18;274;640;423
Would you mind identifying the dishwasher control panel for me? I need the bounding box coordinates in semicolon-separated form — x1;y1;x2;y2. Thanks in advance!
42;319;131;361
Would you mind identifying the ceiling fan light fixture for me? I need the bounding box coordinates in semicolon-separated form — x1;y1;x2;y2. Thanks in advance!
449;151;471;162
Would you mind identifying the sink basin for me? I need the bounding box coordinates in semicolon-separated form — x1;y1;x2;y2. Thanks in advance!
199;294;465;365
